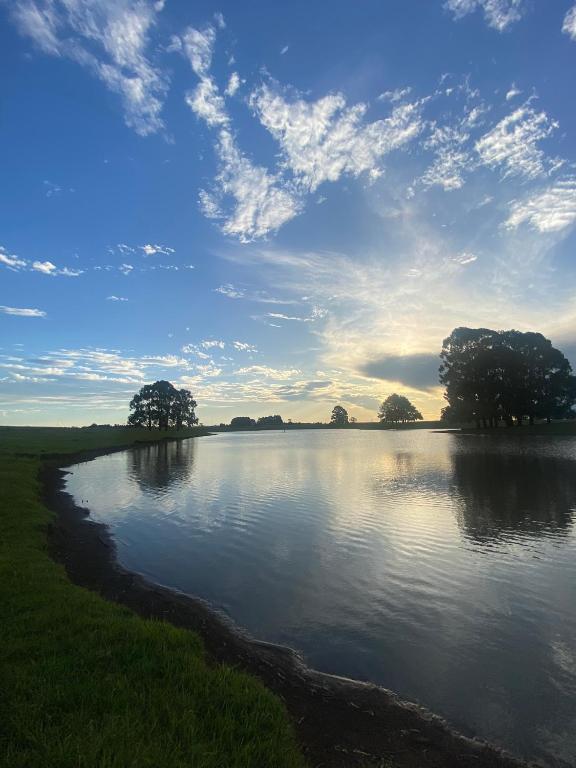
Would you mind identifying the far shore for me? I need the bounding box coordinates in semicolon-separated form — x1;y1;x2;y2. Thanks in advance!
205;419;576;436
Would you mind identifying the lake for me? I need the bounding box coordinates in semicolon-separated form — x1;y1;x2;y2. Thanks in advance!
66;429;576;767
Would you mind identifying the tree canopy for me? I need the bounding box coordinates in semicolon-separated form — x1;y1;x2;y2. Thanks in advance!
378;394;423;424
439;327;576;427
230;416;256;428
257;415;284;426
330;405;349;426
128;381;198;430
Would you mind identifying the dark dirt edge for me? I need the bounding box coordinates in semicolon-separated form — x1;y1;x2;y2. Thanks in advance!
40;442;534;768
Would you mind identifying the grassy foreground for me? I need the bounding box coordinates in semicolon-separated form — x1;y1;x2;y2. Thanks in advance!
0;427;305;768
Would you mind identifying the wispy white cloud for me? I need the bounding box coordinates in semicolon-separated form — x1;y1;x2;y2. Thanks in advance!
43;179;62;197
200;339;225;349
0;348;195;387
181;344;209;359
225;71;240;97
233;341;258;352
116;243;135;255
444;0;526;31
107;295;129;301
454;252;478;265
378;87;412;103
196;362;222;377
139;243;175;256
250;84;423;193
181;24;301;241
182;25;216;77
183;22;422;240
413;99;482;191
7;0;168;135
213;283;297;304
204;129;301;240
186;76;229;126
267;312;309;322
264;306;327;323
505;178;576;233
0;247;83;276
505;83;522;101
563;5;576;40
0;248;27;270
214;283;246;299
416;87;566;195
0;305;46;317
475;106;558;179
180;19;566;242
32;260;57;275
236;365;301;379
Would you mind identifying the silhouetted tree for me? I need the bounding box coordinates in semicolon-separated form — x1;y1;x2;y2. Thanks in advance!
172;388;198;429
330;405;349;426
128;381;197;430
230;416;256;428
257;415;284;426
439;327;576;427
378;394;423;424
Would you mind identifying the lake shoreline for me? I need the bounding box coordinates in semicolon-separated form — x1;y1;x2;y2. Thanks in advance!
42;442;533;768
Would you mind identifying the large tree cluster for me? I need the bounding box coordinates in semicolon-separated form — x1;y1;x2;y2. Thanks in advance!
440;328;576;427
257;415;284;426
128;380;198;430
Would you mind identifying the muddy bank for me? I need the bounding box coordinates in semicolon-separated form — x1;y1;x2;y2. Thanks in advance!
42;448;533;768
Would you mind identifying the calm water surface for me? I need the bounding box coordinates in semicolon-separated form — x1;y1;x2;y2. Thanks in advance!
66;430;576;767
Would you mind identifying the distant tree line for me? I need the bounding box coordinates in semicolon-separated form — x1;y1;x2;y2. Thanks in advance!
229;415;284;428
440;327;576;427
128;380;198;430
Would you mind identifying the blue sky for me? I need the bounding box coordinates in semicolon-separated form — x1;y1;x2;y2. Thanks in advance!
1;0;576;425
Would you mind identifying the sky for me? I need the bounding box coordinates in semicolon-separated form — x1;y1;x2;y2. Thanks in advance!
1;0;576;426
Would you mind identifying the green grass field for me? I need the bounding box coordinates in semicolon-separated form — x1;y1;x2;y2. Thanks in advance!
0;427;305;768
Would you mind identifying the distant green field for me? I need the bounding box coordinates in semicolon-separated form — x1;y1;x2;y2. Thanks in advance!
0;426;304;768
0;424;209;456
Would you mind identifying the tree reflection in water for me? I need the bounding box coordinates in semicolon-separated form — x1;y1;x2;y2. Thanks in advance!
451;444;575;541
127;439;196;493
